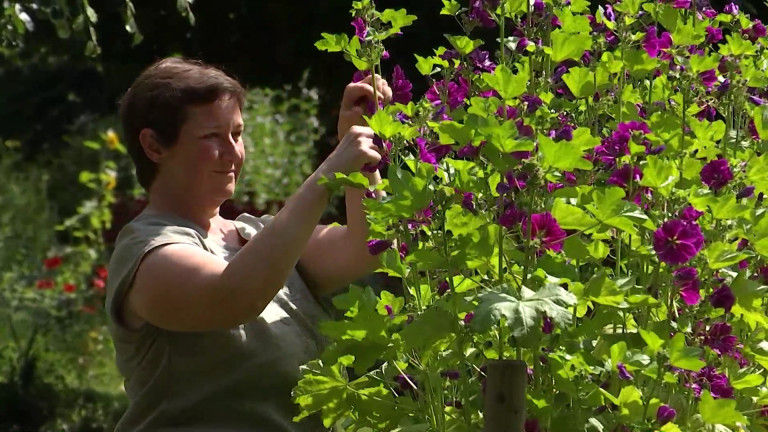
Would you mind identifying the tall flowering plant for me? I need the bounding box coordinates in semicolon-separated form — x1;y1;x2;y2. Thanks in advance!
293;1;768;431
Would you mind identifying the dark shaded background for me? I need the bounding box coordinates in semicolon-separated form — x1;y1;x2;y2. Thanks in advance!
1;0;765;161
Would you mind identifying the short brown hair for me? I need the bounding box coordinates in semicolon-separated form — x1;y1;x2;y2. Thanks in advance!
119;57;246;190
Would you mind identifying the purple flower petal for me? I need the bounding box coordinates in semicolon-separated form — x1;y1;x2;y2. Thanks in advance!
657;405;677;425
709;285;735;312
700;159;733;191
653;219;705;265
367;239;393;255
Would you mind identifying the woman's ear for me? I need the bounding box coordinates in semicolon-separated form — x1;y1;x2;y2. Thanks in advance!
138;129;166;163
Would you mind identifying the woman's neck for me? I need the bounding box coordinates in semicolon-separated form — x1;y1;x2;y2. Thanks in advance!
145;184;222;232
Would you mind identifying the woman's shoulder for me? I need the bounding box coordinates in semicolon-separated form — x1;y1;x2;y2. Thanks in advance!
114;211;206;251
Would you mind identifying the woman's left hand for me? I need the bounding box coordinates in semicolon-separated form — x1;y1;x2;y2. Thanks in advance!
337;74;392;142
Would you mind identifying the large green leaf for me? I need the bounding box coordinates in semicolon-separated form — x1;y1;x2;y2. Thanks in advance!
585;187;654;235
551;199;597;231
562;67;596;99
699;391;748;426
639;156;679;196
703;241;752;270
471;284;577;336
482;64;527;100
667;333;705;371
539;134;593;171
548;30;592;63
445;34;483;56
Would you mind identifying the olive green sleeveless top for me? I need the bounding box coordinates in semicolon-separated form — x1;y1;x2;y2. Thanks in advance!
105;211;330;432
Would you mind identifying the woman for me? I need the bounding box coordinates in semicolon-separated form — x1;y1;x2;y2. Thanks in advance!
106;57;392;431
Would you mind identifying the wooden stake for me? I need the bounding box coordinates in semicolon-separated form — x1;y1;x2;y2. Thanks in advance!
484;359;527;432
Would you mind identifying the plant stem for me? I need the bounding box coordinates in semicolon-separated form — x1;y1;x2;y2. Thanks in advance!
498;320;505;360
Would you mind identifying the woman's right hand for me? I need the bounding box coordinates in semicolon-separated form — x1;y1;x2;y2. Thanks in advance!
316;126;382;177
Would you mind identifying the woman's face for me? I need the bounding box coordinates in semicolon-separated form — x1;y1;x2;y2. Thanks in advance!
159;96;245;203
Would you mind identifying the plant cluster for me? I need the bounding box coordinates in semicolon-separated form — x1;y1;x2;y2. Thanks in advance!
294;0;768;431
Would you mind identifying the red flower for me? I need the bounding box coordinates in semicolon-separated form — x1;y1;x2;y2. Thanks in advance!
36;279;55;290
94;265;108;280
63;283;77;293
43;256;63;270
81;305;96;314
92;278;106;293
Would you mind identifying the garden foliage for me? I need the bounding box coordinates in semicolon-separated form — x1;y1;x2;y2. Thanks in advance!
294;1;768;431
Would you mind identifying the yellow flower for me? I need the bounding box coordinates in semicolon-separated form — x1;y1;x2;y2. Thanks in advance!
105;129;120;150
105;174;117;190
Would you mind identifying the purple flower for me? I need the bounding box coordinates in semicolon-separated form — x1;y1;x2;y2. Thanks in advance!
657;405;677;425
700;69;718;88
438;280;450;296
526;212;567;252
542;315;554;334
644;26;673;59
461;192;475;212
394;374;418;397
700;159;733;191
521;94;544;113
607;164;643;189
516;120;534;138
390;65;412;104
407;203;435;230
351;17;367;41
724;3;738;15
425;77;470;110
680;206;704;221
555;124;574;141
385;304;394;317
457;143;482;158
533;0;545;14
463;312;474;324
709;285;735;312
367;239;393;255
737;185;755;199
399;242;409;260
468;49;496;73
547;182;564;193
703;322;737;355
441;370;461;380
702;7;718;18
416;137;452;168
706;26;723;44
653;219;705;265
673;0;691;8
499;204;527;229
468;0;497;28
352;69;371;83
604;4;616;21
748;95;765;106
746;20;767;42
550;15;562;27
692;367;734;399
674;267;701;305
695;105;717;121
617;363;633;380
496;105;519;120
525;419;541;432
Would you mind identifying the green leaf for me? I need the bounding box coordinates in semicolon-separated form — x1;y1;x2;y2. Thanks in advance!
699;390;748;426
688;189;751;220
482;64;527;100
539;134;593;171
639;329;665;355
318;172;370;190
747;152;768;196
365;110;402;139
671;19;705;45
667;333;705;371
293;360;352;426
445;34;483;56
568;0;590;12
562;67;596;99
731;373;764;390
719;34;757;56
754;106;768;141
617;385;644;421
400;308;457;351
471;284;577;336
549;30;592;63
623;49;658;76
639;156;679;196
689;54;720;74
584;271;626;307
660;423;683;432
445;204;485;241
380;9;417;34
316;33;349;52
703;241;752;270
440;0;461;15
551;199;597;231
613;0;645;14
437;121;474;146
610;341;628;367
585;187;654;235
555;8;591;33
